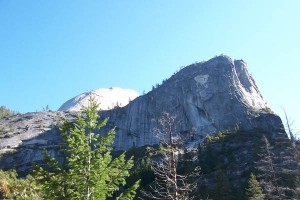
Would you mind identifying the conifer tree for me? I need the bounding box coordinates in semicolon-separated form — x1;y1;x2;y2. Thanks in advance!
245;173;265;200
33;96;139;200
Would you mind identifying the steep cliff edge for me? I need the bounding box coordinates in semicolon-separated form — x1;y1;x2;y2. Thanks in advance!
0;55;284;173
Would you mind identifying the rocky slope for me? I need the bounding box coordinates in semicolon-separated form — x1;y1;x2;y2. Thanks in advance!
0;55;285;174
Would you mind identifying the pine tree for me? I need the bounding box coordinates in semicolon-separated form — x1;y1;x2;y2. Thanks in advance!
33;96;139;200
246;173;265;200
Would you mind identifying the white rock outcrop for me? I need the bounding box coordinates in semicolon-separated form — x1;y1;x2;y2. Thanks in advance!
58;87;139;111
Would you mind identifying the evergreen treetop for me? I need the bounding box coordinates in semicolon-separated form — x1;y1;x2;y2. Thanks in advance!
246;173;265;200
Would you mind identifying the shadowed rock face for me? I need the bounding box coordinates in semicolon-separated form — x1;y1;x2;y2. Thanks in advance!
0;55;284;173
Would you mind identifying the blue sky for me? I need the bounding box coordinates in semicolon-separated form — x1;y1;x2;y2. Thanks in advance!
0;1;299;133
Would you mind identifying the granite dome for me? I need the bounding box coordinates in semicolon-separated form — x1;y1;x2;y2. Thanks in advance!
58;87;139;111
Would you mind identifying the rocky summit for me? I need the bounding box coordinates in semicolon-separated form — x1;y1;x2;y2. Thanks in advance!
0;55;284;173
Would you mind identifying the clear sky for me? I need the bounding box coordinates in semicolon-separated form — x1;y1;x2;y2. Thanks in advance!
0;1;299;133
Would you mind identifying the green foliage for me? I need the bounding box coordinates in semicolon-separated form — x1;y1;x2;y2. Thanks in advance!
116;180;141;200
32;150;69;199
33;96;139;200
0;106;16;119
204;131;226;143
130;156;154;187
245;173;265;200
0;170;41;200
122;146;155;199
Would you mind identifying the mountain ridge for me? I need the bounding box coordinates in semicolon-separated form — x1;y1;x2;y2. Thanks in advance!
0;55;285;174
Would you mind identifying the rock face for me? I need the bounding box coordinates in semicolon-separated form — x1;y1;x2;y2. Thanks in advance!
102;55;280;149
58;87;139;111
0;55;284;173
0;111;77;174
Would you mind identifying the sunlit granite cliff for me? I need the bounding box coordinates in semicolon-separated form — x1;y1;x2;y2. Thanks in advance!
0;55;284;173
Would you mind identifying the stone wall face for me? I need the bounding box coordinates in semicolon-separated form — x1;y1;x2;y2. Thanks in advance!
102;56;280;150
